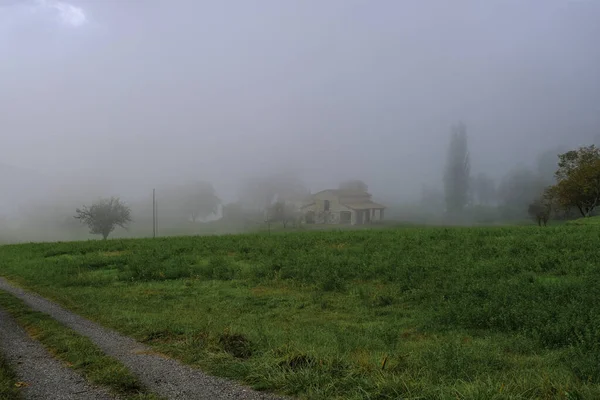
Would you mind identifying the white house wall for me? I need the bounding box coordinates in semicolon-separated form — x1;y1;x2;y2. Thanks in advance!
302;190;384;225
301;201;355;224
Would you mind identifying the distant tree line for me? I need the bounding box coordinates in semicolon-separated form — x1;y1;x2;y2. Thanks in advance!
439;122;600;226
26;125;600;241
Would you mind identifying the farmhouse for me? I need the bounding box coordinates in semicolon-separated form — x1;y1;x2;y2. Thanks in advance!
301;189;385;225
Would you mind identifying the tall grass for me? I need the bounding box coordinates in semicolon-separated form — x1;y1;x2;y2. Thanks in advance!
1;226;599;398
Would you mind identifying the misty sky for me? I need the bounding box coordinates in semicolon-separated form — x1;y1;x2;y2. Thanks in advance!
2;0;600;202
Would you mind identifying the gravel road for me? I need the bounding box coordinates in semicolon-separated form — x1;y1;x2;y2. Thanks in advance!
0;278;286;400
0;307;115;400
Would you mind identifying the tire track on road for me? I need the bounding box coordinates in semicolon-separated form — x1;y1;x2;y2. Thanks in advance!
0;278;286;400
0;307;114;400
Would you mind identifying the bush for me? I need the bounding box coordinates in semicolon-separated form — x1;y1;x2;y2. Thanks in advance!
197;256;240;281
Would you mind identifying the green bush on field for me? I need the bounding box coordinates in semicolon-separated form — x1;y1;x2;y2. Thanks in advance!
197;256;240;281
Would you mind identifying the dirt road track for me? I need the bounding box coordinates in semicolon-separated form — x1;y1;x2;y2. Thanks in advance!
0;278;286;400
0;307;115;400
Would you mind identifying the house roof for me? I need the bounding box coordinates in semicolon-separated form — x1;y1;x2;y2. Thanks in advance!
341;201;386;210
313;189;370;197
308;189;386;209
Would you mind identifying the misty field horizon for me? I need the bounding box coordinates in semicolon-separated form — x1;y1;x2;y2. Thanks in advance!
2;0;600;244
0;138;596;244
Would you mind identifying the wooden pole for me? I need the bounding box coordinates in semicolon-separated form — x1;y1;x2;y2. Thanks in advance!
153;188;156;238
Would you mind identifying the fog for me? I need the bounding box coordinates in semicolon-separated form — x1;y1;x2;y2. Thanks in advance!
1;0;600;240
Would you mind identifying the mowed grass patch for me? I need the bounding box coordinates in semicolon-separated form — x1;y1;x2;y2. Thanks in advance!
0;354;22;400
0;226;600;398
0;291;162;400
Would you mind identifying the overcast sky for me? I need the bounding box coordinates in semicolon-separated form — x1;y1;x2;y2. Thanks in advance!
1;0;599;202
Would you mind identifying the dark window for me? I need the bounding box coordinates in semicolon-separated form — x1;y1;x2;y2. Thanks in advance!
340;211;351;224
324;200;330;211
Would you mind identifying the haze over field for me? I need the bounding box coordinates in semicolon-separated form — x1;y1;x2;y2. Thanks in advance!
1;0;600;237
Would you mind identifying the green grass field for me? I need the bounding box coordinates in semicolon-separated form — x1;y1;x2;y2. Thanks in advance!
0;226;599;399
0;355;21;400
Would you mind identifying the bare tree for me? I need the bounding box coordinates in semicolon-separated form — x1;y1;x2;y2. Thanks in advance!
267;200;301;228
528;197;551;226
74;197;132;240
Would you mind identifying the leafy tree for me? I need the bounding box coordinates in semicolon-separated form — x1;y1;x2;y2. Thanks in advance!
157;181;221;223
239;179;274;213
181;181;220;222
238;172;309;213
338;180;368;192
551;145;600;217
443;122;470;214
74;197;132;239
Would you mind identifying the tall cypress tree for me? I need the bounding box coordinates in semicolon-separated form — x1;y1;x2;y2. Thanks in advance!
443;122;471;214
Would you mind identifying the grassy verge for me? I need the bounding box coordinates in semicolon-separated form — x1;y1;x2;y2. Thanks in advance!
1;226;600;398
566;215;600;225
0;291;161;400
0;355;21;400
